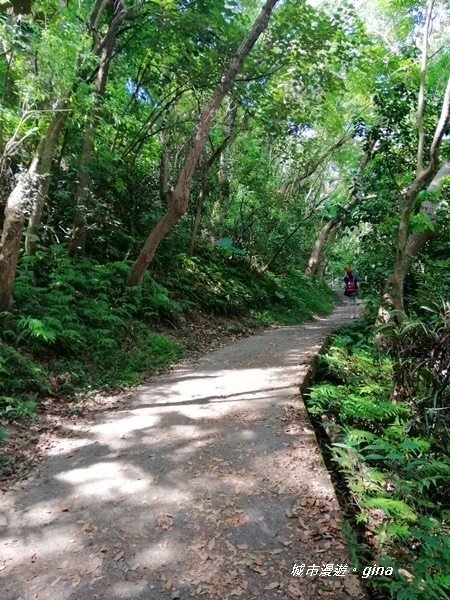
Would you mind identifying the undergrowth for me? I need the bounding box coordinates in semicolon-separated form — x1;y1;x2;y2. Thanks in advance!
0;244;336;428
307;318;450;599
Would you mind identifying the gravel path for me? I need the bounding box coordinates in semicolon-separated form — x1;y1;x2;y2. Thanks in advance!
1;301;366;599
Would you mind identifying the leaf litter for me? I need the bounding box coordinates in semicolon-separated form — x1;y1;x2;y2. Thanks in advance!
0;306;367;599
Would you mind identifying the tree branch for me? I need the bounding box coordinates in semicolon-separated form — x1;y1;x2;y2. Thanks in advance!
416;0;435;175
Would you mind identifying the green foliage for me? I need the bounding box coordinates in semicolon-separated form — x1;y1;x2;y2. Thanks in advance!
376;301;450;444
307;326;450;599
0;247;184;407
0;242;335;422
159;247;336;324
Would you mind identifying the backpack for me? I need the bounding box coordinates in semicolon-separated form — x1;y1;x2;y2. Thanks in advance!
346;278;358;295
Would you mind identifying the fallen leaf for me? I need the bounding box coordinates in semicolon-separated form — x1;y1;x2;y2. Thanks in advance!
81;522;93;533
157;514;173;530
298;530;309;543
265;582;280;590
230;588;243;596
50;577;61;587
72;573;80;588
58;503;69;512
285;508;295;518
100;544;108;553
166;580;172;591
254;555;263;566
207;538;215;551
85;564;99;574
57;560;70;569
190;541;205;550
114;551;124;562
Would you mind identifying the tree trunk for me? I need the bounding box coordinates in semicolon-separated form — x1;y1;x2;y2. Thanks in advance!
378;76;450;323
0;145;43;311
262;220;305;272
160;146;170;207
0;0;115;306
68;1;127;256
217;100;236;213
277;134;349;195
188;134;232;255
316;223;340;279
25;112;65;255
188;159;209;256
304;220;336;277
304;140;376;278
127;0;280;287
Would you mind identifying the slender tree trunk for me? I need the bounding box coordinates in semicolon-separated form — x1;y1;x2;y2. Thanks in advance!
68;1;127;256
0;145;43;311
127;0;280;287
188;159;209;256
160;146;170;207
217;100;236;213
304;220;336;277
277;134;349;195
378;153;450;323
304;140;376;278
188;135;232;255
0;0;115;307
263;220;305;272
316;223;340;279
25;112;65;255
378;76;450;323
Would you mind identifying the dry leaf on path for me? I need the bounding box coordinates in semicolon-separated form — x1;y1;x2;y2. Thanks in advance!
166;579;172;590
58;503;69;512
57;560;69;570
264;582;280;590
207;538;215;551
114;551;124;562
157;514;173;530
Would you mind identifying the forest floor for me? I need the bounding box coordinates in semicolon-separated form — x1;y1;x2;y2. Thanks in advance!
0;296;368;600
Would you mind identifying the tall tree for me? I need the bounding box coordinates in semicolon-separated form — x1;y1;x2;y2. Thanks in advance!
127;0;280;287
67;0;130;256
0;0;113;310
378;0;450;321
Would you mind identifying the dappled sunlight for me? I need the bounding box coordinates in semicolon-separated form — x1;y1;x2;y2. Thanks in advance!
83;412;161;438
56;461;149;499
1;310;361;599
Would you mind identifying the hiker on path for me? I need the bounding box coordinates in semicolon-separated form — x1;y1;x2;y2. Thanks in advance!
344;267;359;319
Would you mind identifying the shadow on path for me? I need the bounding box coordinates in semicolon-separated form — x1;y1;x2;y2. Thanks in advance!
0;305;366;599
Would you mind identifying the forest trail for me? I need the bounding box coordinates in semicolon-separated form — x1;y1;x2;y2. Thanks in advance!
1;300;366;600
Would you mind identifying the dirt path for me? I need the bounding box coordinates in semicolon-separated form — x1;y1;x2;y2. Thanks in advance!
1;302;366;600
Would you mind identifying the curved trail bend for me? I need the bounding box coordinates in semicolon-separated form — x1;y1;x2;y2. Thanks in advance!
1;302;366;599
